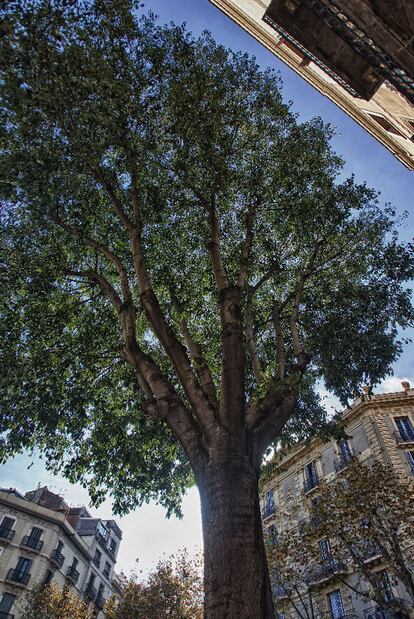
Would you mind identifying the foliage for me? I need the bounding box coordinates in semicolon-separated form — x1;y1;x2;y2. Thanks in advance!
105;549;203;619
20;583;93;619
0;0;412;518
266;460;414;617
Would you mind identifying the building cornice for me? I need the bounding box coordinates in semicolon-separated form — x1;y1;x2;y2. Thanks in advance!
264;390;414;481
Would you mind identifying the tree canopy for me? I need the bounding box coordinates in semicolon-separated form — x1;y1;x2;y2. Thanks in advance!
0;0;413;519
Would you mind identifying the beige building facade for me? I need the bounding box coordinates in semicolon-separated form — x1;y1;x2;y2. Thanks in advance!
260;384;414;618
0;486;122;618
208;0;414;169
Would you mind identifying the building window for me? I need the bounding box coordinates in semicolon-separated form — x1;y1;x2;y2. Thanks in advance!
0;593;16;614
109;539;117;555
377;569;393;603
93;549;102;568
262;490;276;518
97;522;109;541
8;556;32;585
395;416;414;442
327;589;345;619
0;516;16;541
319;538;332;561
44;569;54;586
339;441;352;462
22;526;43;551
103;561;111;578
304;461;319;491
406;451;414;474
266;525;279;547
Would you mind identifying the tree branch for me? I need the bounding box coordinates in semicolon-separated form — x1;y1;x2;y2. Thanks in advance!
126;158;219;444
245;293;262;384
171;293;219;412
237;202;256;288
272;302;285;380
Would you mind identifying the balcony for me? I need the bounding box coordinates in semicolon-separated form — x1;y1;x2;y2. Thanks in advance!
0;526;15;542
262;504;276;520
86;583;97;601
50;549;65;569
304;559;347;584
6;568;31;586
0;613;15;619
303;476;319;494
394;430;414;446
21;535;43;552
67;566;80;585
334;454;354;473
272;584;290;601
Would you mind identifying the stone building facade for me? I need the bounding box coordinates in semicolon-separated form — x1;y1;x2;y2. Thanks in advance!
208;0;414;169
0;486;122;618
260;383;414;618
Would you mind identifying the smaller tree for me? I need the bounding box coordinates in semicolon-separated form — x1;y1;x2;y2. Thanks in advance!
266;459;414;617
105;549;203;619
315;459;414;612
20;583;93;619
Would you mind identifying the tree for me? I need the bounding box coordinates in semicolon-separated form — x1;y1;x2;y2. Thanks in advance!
1;1;413;617
266;460;414;618
105;549;203;619
20;583;93;619
314;459;414;613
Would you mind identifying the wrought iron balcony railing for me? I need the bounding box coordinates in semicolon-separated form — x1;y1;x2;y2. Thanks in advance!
50;549;65;568
303;476;319;493
304;559;347;584
21;535;43;552
67;566;80;585
334;453;354;473
394;429;414;445
7;568;31;586
0;526;15;541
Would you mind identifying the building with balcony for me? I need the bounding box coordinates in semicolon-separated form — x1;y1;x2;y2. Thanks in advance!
208;0;414;169
260;382;414;618
0;486;123;618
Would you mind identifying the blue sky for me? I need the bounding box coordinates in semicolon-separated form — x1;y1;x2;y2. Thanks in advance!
1;0;413;576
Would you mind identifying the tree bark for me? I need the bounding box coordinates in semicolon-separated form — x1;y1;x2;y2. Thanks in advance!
199;459;275;619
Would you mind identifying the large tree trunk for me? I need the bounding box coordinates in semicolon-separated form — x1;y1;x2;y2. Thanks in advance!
198;458;275;619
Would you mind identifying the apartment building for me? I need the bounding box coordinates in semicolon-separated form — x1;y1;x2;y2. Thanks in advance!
208;0;414;169
0;486;122;618
260;383;414;619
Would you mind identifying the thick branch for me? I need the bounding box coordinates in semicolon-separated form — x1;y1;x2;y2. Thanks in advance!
207;197;229;291
272;302;285;380
237;202;256;288
245;295;262;384
219;285;245;431
171;293;219;411
126;161;218;443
